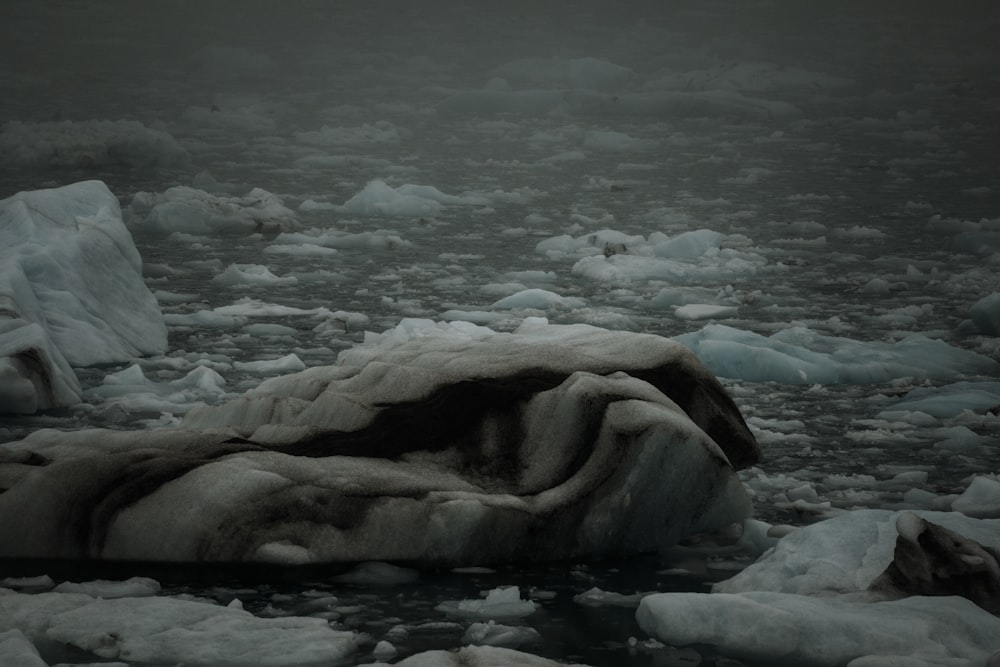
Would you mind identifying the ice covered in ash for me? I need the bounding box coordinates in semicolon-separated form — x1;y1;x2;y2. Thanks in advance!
128;185;300;236
0;181;167;413
0;319;758;565
0;584;359;666
0;120;188;169
637;508;1000;666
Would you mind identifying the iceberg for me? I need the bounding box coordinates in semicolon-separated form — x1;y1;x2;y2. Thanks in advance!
0;319;758;566
0;181;167;413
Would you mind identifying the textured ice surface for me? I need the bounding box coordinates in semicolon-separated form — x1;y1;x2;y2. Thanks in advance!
0;320;757;565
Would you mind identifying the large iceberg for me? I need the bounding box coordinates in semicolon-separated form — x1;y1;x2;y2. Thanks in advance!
0;319;758;565
0;181;167;413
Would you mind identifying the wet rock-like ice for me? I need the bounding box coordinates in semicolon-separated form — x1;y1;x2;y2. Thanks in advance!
0;319;757;565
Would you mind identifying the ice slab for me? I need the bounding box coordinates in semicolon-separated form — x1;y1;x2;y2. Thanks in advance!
638;591;1000;667
676;324;1000;384
0;588;359;667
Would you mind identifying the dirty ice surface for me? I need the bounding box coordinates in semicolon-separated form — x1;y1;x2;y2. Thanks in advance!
1;1;999;666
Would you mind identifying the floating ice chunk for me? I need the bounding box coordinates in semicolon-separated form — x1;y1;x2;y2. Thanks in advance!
234;354;306;374
264;243;339;258
676;324;1000;384
436;587;537;620
130;186;298;236
273;229;410;251
883;381;1000;418
212;264;298;287
53;576;161;599
969;293;1000;335
0;575;55;591
84;364;228;415
573;587;648;608
0;119;188;168
441;310;508;325
491;289;585;310
649;286;721;308
535;229;645;259
164;310;247;330
463;621;540;648
2;589;359;666
637;592;1000;667
341;179;486;217
714;509;1000;597
674;304;739;321
952;477;1000;518
243;323;298;337
934;425;987;452
372;640;397;661
650;229;725;258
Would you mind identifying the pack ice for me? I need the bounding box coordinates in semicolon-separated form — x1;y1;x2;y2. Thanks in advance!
0;317;759;565
0;181;167;414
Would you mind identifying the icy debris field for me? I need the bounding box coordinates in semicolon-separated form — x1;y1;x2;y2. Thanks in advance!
2;0;1000;665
